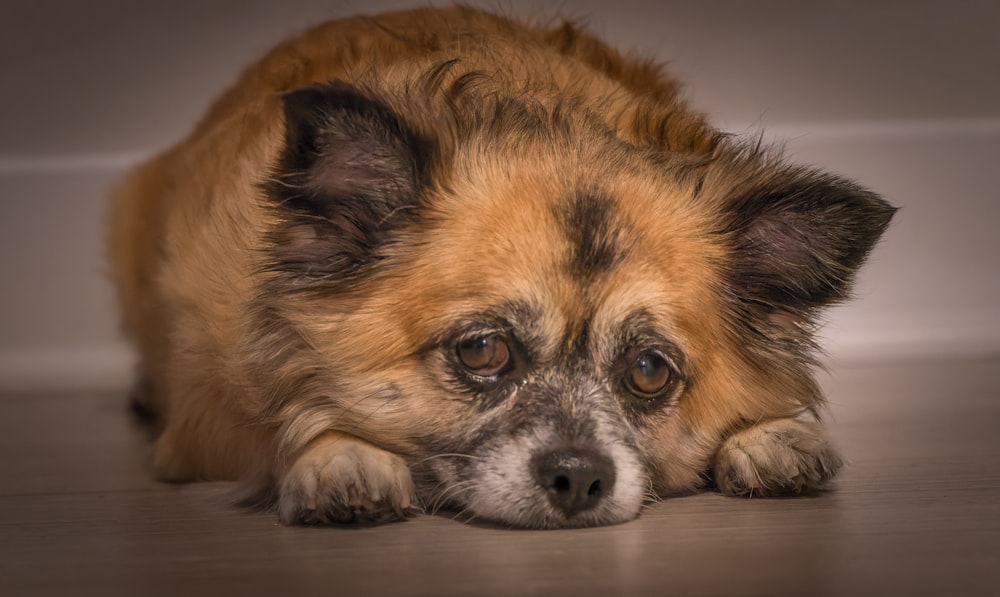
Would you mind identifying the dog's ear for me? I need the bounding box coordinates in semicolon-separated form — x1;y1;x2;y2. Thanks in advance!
267;81;430;283
723;170;895;319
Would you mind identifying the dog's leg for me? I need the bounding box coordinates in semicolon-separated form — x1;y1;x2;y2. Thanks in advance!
278;430;417;524
712;418;843;497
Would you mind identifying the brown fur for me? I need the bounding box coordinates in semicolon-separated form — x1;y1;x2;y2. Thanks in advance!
108;6;894;528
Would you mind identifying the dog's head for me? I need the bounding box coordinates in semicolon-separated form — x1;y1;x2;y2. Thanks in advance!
251;73;894;528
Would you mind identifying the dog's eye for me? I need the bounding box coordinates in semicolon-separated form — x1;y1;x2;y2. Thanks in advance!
457;334;511;377
625;351;673;398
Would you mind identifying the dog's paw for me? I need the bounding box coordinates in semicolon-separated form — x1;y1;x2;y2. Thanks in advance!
278;432;417;525
712;419;843;497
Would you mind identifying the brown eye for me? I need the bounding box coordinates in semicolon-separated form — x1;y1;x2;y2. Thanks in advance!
626;351;672;398
457;335;511;376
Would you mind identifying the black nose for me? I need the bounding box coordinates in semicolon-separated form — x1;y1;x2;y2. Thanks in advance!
531;447;616;518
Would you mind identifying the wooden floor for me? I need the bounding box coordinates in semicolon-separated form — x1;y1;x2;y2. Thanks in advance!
1;357;998;596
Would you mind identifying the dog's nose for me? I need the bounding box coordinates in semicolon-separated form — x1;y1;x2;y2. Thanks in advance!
532;447;616;518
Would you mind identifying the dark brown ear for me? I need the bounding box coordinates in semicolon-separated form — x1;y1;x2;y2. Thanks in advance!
267;81;430;285
723;169;896;317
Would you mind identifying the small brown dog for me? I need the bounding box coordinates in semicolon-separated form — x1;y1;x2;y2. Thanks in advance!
108;6;894;528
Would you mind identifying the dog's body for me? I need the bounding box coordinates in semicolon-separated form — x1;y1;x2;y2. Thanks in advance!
108;6;893;528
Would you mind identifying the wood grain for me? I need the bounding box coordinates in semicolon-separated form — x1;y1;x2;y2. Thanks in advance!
1;357;998;596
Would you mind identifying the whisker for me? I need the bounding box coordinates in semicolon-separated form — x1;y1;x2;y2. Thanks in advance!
413;452;481;466
428;479;478;515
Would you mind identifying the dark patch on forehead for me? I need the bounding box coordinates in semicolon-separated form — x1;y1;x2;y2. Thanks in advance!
564;316;592;358
558;190;623;279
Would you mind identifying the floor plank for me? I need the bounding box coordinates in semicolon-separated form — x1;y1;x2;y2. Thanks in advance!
1;357;998;596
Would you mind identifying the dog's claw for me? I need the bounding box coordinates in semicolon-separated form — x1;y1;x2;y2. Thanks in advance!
278;432;417;525
712;419;844;497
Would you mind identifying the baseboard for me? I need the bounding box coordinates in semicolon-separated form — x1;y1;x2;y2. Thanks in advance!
821;307;1000;365
0;344;135;394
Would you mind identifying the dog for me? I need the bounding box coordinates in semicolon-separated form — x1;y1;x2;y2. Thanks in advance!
107;6;894;528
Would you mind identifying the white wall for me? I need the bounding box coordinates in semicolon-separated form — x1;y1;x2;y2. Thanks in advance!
1;0;998;390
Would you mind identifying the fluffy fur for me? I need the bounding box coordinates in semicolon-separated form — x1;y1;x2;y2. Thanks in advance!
107;6;894;528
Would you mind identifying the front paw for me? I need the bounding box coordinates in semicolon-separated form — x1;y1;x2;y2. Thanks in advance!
713;419;843;497
278;432;417;525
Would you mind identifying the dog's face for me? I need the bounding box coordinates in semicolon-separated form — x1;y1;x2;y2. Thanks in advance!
254;77;893;528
